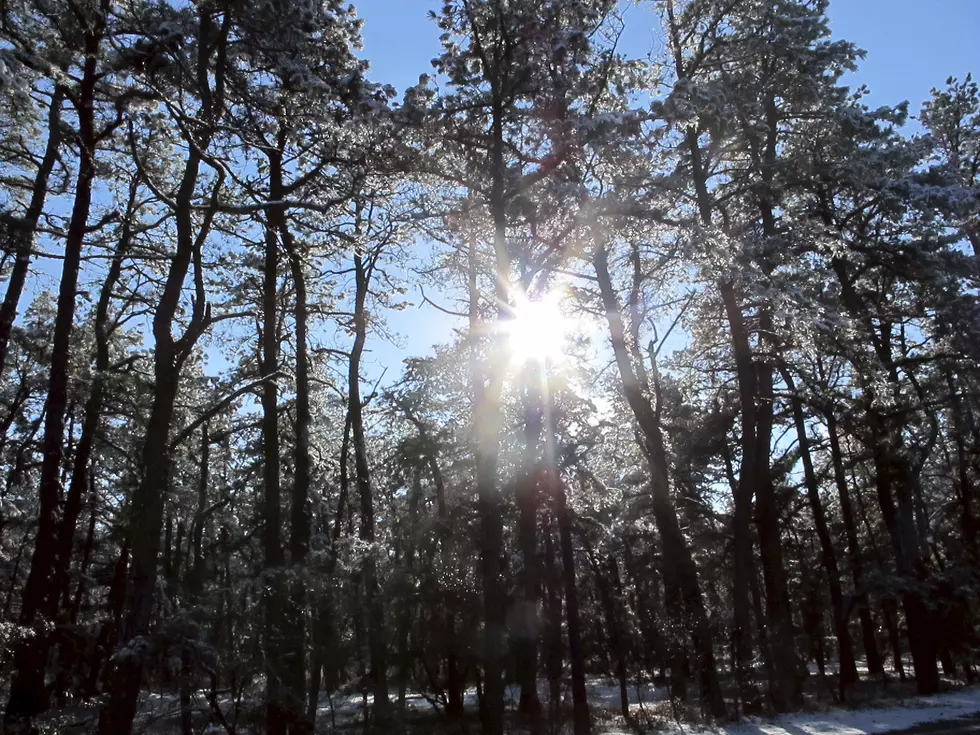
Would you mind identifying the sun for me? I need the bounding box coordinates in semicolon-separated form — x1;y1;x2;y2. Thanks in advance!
503;291;570;366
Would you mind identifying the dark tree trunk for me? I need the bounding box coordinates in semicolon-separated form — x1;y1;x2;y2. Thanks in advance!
53;179;137;636
470;219;507;735
261;148;287;735
54;190;132;695
665;20;756;678
85;537;129;700
719;279;760;695
947;376;978;568
516;378;543;726
749;102;803;713
97;10;228;731
593;242;726;717
831;257;940;695
781;367;858;694
187;424;209;603
179;651;194;735
622;534;664;680
431;455;463;723
306;595;331;725
750;315;801;712
583;539;629;720
396;470;421;721
826;411;883;675
0;86;63;377
350;251;390;729
555;478;590;735
69;482;98;623
542;516;563;726
882;599;905;680
872;440;939;693
4;12;105;726
285;227;313;735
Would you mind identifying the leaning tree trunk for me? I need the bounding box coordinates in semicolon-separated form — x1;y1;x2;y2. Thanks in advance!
4;10;105;727
780;366;858;695
349;251;390;729
50;182;137;702
676;96;755;689
0;85;63;378
97;10;229;731
593;241;726;717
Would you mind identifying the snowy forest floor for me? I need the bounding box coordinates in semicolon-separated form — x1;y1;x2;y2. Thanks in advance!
26;670;980;734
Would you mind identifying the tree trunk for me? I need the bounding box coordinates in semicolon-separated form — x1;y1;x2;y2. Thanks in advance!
622;534;664;681
554;478;590;735
97;10;228;729
719;280;760;698
69;482;98;623
272;143;313;735
750;314;801;712
187;424;209;603
781;367;857;694
543;516;563;726
583;538;629;720
871;439;939;693
826;411;883;675
470;217;507;735
261;148;287;735
397;469;422;721
350;251;390;729
4;11;105;726
53;179;137;632
947;375;978;569
593;242;725;716
516;378;543;726
0;86;63;377
85;537;129;700
831;257;940;694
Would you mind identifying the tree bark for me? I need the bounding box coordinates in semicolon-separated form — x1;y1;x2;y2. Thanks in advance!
780;366;858;694
516;376;543;726
4;10;104;726
0;86;63;377
97;9;229;730
284;226;313;735
583;538;629;719
826;411;883;675
554;477;590;735
830;256;940;694
261;146;287;735
350;251;390;729
542;515;563;726
592;241;726;716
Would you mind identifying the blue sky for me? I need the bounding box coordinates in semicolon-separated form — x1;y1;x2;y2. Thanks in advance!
354;0;980;374
358;0;979;103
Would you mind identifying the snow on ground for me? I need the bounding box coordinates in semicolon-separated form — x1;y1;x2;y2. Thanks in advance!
607;686;980;735
316;676;666;724
131;676;980;735
725;688;980;735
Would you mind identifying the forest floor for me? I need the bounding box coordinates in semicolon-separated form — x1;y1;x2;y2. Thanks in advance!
25;672;980;733
595;679;980;735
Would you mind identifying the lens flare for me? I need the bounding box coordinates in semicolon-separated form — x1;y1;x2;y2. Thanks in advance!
503;292;569;365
